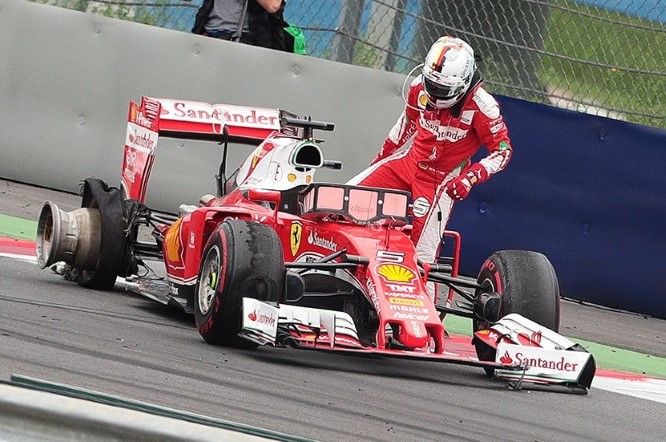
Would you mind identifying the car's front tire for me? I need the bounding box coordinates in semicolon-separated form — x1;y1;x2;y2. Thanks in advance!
194;220;284;349
472;250;560;375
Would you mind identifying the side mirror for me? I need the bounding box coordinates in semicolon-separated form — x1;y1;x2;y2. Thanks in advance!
322;160;343;170
246;188;282;222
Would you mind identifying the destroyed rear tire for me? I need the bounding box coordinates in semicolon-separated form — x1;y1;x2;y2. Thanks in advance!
75;179;127;290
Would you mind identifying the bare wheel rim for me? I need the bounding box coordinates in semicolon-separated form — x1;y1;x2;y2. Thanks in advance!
198;245;221;315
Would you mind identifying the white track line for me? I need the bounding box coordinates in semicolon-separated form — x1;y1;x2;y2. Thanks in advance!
593;376;666;404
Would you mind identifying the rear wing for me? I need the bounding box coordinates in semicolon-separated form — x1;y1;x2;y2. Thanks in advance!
155;97;283;142
121;96;285;202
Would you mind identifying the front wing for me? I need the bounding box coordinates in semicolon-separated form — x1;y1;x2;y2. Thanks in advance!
239;298;596;391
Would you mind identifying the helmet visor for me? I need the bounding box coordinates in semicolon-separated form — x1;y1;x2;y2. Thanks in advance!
423;76;466;100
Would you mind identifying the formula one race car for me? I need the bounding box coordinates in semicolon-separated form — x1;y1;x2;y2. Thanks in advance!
35;96;596;392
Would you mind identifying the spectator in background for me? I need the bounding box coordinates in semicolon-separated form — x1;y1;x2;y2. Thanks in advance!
347;36;513;286
192;0;287;51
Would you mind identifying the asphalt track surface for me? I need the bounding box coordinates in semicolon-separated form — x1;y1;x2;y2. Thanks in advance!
1;179;665;441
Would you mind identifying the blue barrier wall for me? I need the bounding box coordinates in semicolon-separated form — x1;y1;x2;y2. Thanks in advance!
448;96;666;319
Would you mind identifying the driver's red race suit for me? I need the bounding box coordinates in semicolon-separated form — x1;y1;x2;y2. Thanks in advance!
348;75;512;265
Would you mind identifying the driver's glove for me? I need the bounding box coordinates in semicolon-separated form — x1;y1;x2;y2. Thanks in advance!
445;163;488;201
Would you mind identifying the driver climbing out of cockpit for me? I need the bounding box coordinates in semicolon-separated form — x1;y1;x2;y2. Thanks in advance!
348;36;513;271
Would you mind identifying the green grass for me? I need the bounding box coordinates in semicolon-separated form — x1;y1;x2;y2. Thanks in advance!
539;0;666;128
0;214;37;241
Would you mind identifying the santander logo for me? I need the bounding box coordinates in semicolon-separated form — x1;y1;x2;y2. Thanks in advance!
158;100;279;128
307;231;337;252
248;310;276;327
499;351;580;372
500;351;513;365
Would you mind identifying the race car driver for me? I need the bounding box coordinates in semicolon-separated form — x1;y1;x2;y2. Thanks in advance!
348;36;513;272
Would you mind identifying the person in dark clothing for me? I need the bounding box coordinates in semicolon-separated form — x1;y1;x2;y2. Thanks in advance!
192;0;288;52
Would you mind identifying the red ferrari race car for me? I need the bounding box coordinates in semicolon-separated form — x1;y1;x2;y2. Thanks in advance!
35;96;595;392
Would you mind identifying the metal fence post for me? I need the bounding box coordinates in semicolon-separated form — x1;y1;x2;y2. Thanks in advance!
332;0;366;64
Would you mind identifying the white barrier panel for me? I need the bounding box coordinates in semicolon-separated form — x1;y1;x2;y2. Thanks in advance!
0;0;406;212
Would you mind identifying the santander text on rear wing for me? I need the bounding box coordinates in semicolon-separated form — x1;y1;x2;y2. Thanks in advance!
122;96;283;202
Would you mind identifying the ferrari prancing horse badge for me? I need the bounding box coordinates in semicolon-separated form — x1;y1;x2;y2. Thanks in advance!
290;222;302;255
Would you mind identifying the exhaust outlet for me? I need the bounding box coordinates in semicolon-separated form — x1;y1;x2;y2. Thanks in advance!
36;201;102;270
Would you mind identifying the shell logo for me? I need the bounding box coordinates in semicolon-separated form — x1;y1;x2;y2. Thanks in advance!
376;264;416;283
418;91;429;108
